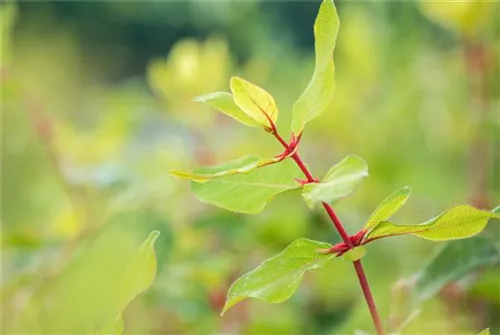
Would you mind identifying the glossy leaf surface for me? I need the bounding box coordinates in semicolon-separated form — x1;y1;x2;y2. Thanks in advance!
363;187;411;231
222;238;334;315
302;155;368;208
230;76;278;130
365;205;500;242
191;159;302;214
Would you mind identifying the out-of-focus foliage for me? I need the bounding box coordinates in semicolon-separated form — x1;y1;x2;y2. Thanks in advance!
419;1;497;38
0;0;17;66
2;0;500;334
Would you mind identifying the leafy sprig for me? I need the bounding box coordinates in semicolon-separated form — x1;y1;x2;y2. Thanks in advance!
169;1;500;334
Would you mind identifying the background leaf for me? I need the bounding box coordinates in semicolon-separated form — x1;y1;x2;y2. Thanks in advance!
302;155;368;208
230;76;278;130
291;0;339;135
36;228;160;334
364;205;500;242
191;159;302;214
222;238;334;315
412;237;500;302
363;187;411;231
193;92;260;128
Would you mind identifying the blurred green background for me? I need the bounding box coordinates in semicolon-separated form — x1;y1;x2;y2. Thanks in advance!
2;1;499;334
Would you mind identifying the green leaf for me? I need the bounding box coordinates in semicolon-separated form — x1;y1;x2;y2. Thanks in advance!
222;238;334;315
477;328;490;335
38;228;160;334
191;159;302;214
193;92;260;128
342;246;367;262
291;0;339;135
365;205;500;242
413;237;500;302
492;205;500;214
121;230;160;305
230;76;279;130
363;187;411;231
302;155;368;208
169;155;283;183
98;317;123;335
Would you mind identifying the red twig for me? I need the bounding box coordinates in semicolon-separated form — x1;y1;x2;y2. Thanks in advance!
271;129;385;335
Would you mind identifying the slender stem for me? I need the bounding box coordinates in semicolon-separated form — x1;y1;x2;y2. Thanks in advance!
321;202;352;248
272;131;385;335
354;260;385;335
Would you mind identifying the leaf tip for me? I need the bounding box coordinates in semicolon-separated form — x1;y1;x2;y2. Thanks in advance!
192;95;204;103
147;230;161;245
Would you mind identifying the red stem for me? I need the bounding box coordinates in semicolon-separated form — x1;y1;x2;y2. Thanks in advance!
354;260;385;335
272;130;385;335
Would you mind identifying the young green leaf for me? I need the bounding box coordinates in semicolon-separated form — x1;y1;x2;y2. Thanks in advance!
193;92;260;128
363;187;411;231
342;246;367;262
169;156;286;182
477;328;490;335
412;237;500;302
302;155;368;208
364;205;500;242
222;238;334;315
291;0;339;135
191;159;302;214
230;76;278;131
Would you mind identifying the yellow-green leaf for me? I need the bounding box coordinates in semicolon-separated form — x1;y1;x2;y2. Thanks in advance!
302;155;368;208
193;92;260;128
191;159;302;214
230;76;278;130
477;328;490;335
98;317;123;335
342;246;367;262
222;238;334;315
363;187;411;231
169;156;283;183
365;205;500;242
291;0;339;135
